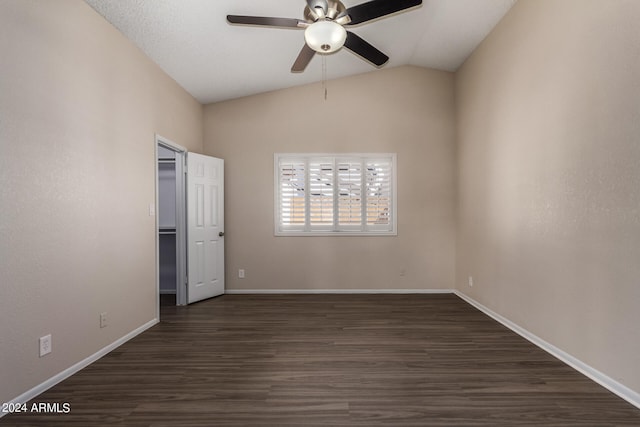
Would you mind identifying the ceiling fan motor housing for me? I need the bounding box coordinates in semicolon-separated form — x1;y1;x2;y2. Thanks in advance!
304;0;347;22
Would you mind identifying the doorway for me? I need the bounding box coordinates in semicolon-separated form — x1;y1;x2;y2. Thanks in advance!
156;136;187;307
155;135;226;314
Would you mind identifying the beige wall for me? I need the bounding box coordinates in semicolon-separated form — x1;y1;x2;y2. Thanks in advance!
204;66;456;292
0;0;203;403
456;0;640;392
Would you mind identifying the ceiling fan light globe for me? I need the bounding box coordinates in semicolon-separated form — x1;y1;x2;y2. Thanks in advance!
304;21;346;53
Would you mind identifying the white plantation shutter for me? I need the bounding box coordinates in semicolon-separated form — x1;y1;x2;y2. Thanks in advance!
365;159;393;230
309;160;334;229
278;159;306;231
275;154;396;235
337;160;362;229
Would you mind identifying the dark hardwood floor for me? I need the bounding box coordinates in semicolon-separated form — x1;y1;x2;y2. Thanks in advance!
3;294;640;426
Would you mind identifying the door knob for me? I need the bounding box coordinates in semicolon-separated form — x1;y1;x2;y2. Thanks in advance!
219;231;225;237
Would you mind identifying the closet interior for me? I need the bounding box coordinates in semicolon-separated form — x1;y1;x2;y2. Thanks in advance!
158;145;179;305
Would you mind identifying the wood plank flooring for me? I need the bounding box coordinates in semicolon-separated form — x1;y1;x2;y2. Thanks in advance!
3;294;640;426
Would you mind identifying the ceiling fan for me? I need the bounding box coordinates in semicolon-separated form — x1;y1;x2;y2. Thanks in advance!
227;0;423;72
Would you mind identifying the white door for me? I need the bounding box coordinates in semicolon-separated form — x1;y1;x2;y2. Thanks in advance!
186;152;224;304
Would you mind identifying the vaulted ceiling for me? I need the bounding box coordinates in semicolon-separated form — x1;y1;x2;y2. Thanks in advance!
85;0;517;104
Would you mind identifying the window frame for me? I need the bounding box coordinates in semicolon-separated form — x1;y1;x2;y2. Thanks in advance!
274;153;397;237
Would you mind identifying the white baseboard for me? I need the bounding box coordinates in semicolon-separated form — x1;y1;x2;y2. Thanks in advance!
2;318;158;417
225;288;454;294
454;290;640;410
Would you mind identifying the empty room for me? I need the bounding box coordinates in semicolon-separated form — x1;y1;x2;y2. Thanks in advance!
1;0;639;425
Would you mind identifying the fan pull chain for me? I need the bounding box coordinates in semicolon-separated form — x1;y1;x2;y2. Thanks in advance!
322;54;328;100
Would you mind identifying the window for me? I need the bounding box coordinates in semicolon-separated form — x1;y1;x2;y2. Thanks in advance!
275;153;397;236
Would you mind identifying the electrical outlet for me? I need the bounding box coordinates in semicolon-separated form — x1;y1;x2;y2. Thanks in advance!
468;276;474;287
100;312;108;328
238;269;245;279
39;335;51;357
400;268;406;277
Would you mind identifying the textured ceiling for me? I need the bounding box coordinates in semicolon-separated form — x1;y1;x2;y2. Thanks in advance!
85;0;517;104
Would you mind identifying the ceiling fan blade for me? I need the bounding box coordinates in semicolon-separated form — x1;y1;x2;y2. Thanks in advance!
343;31;389;67
339;0;422;25
291;44;316;73
227;15;305;28
306;0;329;19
